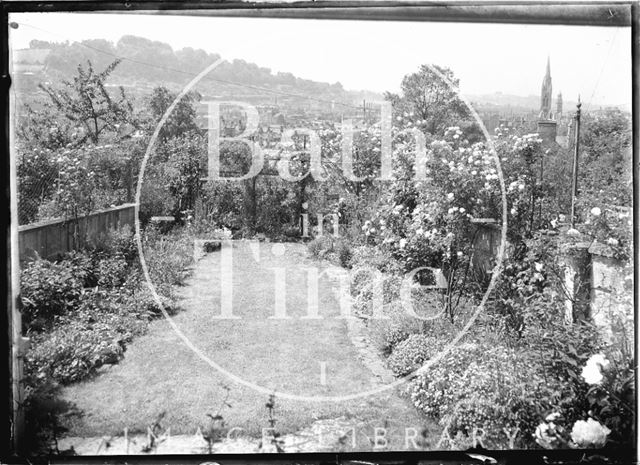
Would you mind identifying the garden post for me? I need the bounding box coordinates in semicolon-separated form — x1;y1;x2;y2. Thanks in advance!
559;238;591;324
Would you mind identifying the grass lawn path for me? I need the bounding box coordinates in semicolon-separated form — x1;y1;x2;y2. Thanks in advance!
60;241;436;449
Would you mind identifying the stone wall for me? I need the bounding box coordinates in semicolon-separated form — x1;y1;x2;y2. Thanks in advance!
588;242;634;350
471;221;633;346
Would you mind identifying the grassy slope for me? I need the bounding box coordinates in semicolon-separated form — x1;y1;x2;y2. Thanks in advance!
60;241;436;449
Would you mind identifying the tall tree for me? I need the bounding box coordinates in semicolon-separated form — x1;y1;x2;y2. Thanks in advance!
385;64;470;136
148;86;200;142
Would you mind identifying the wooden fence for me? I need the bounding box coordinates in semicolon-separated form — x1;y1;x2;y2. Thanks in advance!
18;203;136;262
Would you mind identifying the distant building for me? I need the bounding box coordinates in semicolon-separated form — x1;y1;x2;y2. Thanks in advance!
539;56;553;120
556;92;563;120
536;57;560;147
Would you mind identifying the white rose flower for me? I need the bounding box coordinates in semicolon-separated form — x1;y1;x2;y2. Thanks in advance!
447;193;454;201
399;238;407;249
545;412;561;422
581;353;610;385
606;237;619;246
570;418;610;448
590;207;602;216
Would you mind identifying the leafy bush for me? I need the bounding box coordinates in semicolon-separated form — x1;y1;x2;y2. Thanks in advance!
95;255;130;288
99;225;138;263
307;235;334;259
409;339;583;448
26;319;125;385
142;226;194;289
335;241;352;268
126;285;176;317
350;245;403;274
387;334;439;377
20;258;85;331
24;286;159;386
367;301;424;356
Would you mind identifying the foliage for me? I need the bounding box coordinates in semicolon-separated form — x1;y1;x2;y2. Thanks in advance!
579;204;633;261
147;86;201;141
16;144;60;224
39;36;350;99
387;334;439;377
384;64;471;136
23;225;192;389
579;109;632;208
142;225;195;292
160;132;207;218
26;316;126;385
38;59;137;144
20;258;85;331
307;235;336;259
533;351;635;449
410;342;567;448
307;235;353;268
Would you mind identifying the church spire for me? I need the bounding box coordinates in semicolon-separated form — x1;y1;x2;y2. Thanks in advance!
540;56;553;120
546;55;551;77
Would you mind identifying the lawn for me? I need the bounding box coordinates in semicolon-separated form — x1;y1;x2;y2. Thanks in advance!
59;241;436;450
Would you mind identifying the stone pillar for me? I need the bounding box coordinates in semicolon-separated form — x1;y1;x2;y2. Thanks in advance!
559;238;591;324
537;120;558;145
589;242;633;350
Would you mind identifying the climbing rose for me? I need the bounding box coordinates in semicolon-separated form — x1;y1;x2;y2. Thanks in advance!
570;418;610;448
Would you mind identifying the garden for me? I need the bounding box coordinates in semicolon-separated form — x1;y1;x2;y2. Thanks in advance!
15;58;634;453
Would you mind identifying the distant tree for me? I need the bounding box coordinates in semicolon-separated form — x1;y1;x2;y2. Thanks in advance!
148;86;201;142
385;64;470;136
579;109;632;207
29;39;60;49
161;132;207;218
38;59;136;144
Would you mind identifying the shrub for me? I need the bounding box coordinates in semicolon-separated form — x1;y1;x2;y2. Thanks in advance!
102;225;138;263
335;241;352;268
307;235;334;259
25;319;125;385
95;255;130;288
24;286;162;386
410;342;567;448
20;258;84;331
127;285;176;317
367;301;423;356
350;245;403;274
387;334;439;377
142;227;194;288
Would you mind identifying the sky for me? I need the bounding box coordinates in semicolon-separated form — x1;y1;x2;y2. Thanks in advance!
9;12;632;107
